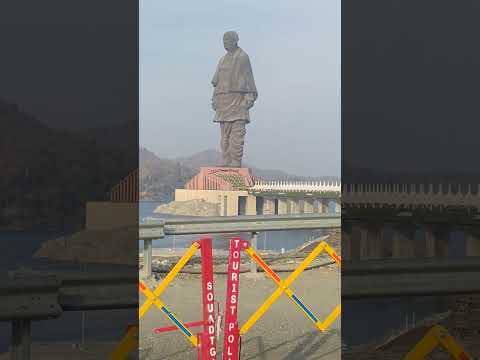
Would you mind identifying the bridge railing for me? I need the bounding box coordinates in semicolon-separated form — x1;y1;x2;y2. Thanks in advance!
139;213;341;277
342;183;480;209
252;180;341;193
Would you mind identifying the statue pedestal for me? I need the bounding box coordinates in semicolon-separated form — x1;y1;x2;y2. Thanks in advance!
185;166;254;191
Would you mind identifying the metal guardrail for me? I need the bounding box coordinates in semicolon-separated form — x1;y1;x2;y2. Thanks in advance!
342;257;480;298
140;213;340;238
1;271;137;322
139;213;341;277
1;270;137;359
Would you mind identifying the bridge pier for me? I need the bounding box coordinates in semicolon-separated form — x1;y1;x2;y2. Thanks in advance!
313;198;324;214
246;195;257;215
334;200;341;213
421;225;449;258
359;226;370;260
304;198;314;214
465;228;480;256
263;198;275;215
351;224;367;260
392;225;415;258
351;223;385;260
342;227;352;261
432;225;449;257
322;199;329;214
366;224;384;259
298;199;305;214
290;199;300;214
286;199;292;214
350;223;368;260
277;198;288;215
424;225;436;257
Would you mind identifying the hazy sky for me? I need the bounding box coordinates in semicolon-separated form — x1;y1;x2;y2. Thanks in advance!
140;0;340;177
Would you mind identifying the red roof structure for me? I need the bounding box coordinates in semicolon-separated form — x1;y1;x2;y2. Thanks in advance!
185;167;255;191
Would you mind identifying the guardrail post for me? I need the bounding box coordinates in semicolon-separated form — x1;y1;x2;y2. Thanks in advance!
11;319;31;360
250;232;258;273
144;239;153;278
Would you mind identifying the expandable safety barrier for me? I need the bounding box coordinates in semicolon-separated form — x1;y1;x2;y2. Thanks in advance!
108;238;217;360
403;325;473;360
222;237;342;360
107;325;138;360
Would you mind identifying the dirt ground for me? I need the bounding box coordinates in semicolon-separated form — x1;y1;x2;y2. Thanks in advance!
140;265;341;360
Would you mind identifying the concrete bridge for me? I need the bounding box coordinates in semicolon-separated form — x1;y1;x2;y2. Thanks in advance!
342;183;480;261
249;180;341;215
175;167;341;216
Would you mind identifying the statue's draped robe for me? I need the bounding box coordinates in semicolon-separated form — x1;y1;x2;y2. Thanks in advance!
212;47;257;123
212;47;257;167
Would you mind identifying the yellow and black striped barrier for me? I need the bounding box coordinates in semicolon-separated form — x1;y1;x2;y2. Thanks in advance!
108;241;205;359
107;325;138;360
403;325;473;360
138;241;201;347
240;240;341;335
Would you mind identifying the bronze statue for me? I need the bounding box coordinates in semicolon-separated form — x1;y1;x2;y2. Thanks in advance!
211;31;257;167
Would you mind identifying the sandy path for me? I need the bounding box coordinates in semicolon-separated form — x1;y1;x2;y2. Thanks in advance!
140;266;340;360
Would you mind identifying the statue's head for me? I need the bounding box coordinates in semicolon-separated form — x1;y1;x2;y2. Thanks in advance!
223;31;239;52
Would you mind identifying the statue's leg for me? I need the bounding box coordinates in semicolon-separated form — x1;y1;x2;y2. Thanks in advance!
227;120;246;167
220;122;232;166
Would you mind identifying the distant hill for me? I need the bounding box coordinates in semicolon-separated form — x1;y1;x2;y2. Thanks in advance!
139;147;196;202
0;99;136;230
140;147;339;202
80;120;138;155
177;149;223;169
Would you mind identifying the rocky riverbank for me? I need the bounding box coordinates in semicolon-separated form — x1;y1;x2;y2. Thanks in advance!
154;199;219;216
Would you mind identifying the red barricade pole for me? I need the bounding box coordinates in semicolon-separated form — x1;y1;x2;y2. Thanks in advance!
199;238;217;360
223;237;248;360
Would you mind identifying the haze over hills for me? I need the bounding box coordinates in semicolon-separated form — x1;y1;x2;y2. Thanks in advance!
139;147;340;202
140;147;197;202
178;149;341;181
